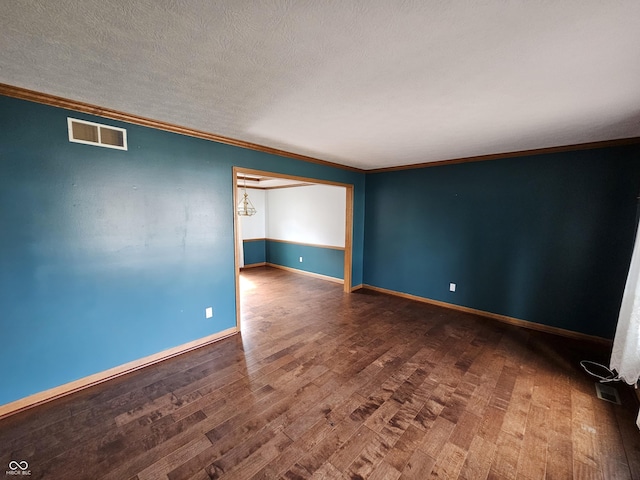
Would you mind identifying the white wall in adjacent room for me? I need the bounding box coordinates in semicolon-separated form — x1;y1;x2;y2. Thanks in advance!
238;188;266;239
266;184;346;247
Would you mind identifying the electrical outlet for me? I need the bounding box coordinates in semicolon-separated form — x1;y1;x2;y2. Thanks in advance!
205;307;213;318
299;257;303;262
449;283;456;292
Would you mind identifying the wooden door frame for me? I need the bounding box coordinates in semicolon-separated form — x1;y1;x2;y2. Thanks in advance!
233;166;354;331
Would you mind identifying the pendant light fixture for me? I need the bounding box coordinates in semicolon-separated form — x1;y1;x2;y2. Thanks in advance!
237;176;257;217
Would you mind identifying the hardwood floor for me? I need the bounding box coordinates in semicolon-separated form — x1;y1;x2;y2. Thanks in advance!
1;266;639;479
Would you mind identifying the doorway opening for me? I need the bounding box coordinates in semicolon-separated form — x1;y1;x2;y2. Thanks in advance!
232;167;354;331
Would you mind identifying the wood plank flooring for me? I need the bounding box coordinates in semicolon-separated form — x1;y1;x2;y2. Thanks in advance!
1;266;639;479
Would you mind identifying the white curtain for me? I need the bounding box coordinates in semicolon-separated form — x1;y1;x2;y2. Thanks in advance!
611;228;640;384
610;224;640;428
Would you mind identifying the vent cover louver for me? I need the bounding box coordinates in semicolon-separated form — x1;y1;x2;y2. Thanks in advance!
68;118;127;150
595;382;621;405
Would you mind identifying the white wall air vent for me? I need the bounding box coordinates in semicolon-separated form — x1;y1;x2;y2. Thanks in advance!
67;118;127;150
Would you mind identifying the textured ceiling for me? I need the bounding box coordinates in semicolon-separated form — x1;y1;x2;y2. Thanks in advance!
1;1;639;169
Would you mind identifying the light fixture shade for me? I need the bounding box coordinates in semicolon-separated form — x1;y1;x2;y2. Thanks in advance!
237;190;257;216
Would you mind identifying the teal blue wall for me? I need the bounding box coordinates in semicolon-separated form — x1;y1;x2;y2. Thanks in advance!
243;239;266;265
2;92;638;407
266;241;344;279
0;96;365;406
364;147;640;339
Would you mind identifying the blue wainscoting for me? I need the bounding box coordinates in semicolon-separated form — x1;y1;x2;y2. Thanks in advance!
266;240;344;280
243;239;267;266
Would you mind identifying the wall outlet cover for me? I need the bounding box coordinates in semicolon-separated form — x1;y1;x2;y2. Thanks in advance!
449;283;456;292
205;307;213;319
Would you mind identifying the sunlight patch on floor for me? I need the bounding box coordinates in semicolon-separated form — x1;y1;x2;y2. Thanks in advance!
240;275;256;292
